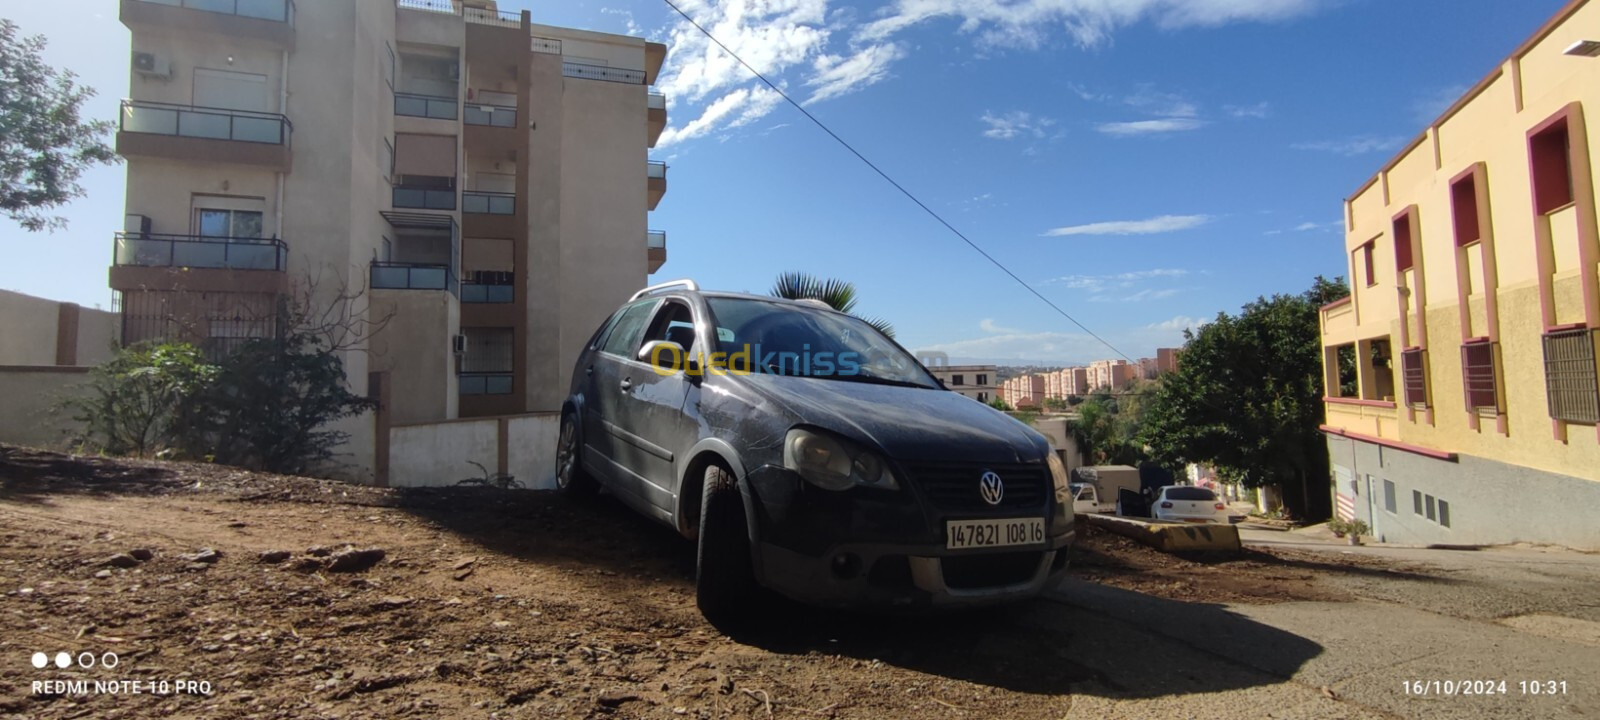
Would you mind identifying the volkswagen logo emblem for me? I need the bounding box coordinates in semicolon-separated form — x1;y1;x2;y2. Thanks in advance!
979;470;1004;506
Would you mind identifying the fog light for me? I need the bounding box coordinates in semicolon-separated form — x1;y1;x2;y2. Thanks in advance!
830;553;861;579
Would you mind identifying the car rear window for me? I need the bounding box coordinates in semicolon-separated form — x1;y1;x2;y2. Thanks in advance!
1163;487;1216;501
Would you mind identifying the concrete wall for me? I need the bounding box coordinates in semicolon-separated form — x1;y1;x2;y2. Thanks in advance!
0;290;119;367
388;412;558;488
369;289;459;426
0;367;91;450
1329;435;1600;548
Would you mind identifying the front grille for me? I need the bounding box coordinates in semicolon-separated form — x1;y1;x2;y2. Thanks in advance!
941;551;1043;590
901;462;1049;511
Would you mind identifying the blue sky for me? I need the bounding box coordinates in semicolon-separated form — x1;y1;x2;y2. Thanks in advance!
1;0;1571;364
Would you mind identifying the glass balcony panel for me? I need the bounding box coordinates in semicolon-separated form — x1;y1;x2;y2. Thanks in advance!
371;265;410;288
232;115;281;143
235;0;289;21
179;110;232;140
122;105;178;135
172;241;228;268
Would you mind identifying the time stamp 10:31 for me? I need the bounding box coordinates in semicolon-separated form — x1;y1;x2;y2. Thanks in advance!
1402;680;1568;696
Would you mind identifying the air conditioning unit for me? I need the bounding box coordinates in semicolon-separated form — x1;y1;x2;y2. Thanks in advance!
132;51;171;78
124;214;151;236
453;334;468;355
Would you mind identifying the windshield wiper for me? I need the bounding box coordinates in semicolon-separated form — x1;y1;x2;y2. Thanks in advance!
818;373;932;389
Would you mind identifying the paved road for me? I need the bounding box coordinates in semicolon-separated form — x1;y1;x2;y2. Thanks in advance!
1042;529;1600;719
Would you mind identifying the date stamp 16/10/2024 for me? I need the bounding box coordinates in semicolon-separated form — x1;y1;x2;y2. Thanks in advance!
1402;680;1569;697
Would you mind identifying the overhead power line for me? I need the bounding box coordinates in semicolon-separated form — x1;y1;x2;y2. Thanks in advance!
660;0;1136;365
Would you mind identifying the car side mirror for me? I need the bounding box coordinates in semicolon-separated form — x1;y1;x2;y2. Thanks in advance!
637;340;686;367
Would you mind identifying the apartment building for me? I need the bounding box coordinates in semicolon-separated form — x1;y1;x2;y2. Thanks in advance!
113;0;669;481
1087;359;1136;391
1320;0;1600;548
1062;366;1090;396
1137;348;1179;380
1001;374;1045;409
925;364;996;404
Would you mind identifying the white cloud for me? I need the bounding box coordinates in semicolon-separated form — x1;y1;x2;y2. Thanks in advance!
980;318;1023;334
1042;268;1190;292
1412;84;1468;124
1225;101;1271;118
1096;118;1206;136
656;87;763;148
857;0;1325;50
916;311;1206;364
1043;215;1211;237
979;110;1056;140
600;7;642;36
1124;87;1198;118
1292;135;1405;156
1113;288;1182;302
1149;315;1204;331
807;43;905;103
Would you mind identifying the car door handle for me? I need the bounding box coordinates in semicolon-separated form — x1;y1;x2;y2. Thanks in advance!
620;378;632;391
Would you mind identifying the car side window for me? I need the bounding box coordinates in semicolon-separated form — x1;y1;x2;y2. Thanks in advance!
600;301;657;359
640;300;696;353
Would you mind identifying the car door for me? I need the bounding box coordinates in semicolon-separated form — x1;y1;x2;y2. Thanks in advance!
584;299;658;490
610;298;698;516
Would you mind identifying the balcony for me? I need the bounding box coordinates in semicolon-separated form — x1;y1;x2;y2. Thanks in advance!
461;270;514;303
647;230;666;274
462;190;515;215
464;101;516;128
1323;397;1400;441
110;232;288;294
562;61;646;85
1320;296;1355;345
647;161;667;210
122;0;295;48
393;183;456;211
647;93;666;148
118;100;291;171
463;5;521;28
395;92;457;121
370;261;457;295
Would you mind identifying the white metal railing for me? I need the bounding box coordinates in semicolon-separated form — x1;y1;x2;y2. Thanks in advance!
530;36;562;54
648;92;666;110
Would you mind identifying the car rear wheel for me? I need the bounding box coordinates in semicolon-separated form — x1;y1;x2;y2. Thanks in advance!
696;464;757;625
555;413;594;495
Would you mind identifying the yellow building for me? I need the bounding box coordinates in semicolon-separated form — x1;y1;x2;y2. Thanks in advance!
1321;0;1600;547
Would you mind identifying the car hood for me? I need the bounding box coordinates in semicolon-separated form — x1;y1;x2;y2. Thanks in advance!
738;374;1050;463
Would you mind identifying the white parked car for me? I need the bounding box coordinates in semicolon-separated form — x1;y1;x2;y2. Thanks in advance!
1070;483;1101;514
1152;485;1229;524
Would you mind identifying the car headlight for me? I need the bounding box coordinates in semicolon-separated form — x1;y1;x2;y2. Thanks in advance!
1047;453;1070;498
784;428;899;491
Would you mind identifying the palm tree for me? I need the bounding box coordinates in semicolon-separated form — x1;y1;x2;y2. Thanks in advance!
769;272;896;338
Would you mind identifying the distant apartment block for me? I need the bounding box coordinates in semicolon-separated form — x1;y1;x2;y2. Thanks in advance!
925;364;996;404
1088;359;1137;390
1320;0;1599;548
113;0;669;482
1001;374;1045;409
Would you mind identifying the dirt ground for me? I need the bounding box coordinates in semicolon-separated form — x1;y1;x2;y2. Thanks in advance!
0;447;1432;719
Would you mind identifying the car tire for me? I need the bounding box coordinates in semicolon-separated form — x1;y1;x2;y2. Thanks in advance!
555;412;595;495
696;464;758;625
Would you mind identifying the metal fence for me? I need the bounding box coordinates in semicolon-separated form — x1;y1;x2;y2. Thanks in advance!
1400;348;1428;407
464;6;520;27
395;0;456;14
562;62;645;85
530;36;562;54
121;99;291;145
1542;328;1600;424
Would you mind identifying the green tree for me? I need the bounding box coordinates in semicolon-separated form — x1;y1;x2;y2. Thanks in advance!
0;20;118;231
987;397;1012;411
1138;277;1349;521
769;271;896;338
69;342;218;458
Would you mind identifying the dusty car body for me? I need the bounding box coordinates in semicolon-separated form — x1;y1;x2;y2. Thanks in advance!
556;280;1075;619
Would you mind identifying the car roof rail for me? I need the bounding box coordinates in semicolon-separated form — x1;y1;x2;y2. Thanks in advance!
629;278;699;302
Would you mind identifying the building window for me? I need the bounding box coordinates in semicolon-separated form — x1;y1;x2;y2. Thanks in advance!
195;208;263;238
978;392;987;402
1393;210;1414;272
385;43;396;89
460;327;514;395
1424;494;1436;521
1530;117;1574;215
977;374;988;385
1382;479;1396;514
381;137;394;181
1461;340;1499;412
1361;241;1377;287
1450;172;1482;247
1413;490;1423;516
951;374;965;386
1541;328;1600;424
1401;348;1428;408
1438;500;1451;528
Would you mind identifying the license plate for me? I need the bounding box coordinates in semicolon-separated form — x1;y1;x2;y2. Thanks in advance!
946;517;1046;550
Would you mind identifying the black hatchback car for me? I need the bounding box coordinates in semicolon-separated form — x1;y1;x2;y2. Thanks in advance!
557;280;1074;620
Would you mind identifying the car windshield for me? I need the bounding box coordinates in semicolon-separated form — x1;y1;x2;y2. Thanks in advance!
704;297;939;388
1163;487;1217;501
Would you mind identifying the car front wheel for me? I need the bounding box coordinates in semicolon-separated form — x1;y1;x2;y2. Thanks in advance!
696;464;758;624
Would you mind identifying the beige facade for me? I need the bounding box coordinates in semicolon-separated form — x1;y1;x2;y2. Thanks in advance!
114;0;669;482
1001;374;1045;409
925;364;996;404
1087;359;1136;391
1321;0;1600;547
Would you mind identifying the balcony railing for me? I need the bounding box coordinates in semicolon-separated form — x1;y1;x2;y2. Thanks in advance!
464;6;520;27
464;103;516;128
459;372;513;395
133;0;295;24
530;36;562;54
393;185;456;210
114;232;287;271
395;92;457;120
462;190;514;215
647;230;666;249
647;161;667;179
396;0;456;14
120;99;290;145
370;261;457;295
461;270;514;303
562;62;645;85
647;93;666;110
